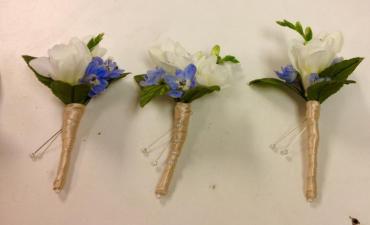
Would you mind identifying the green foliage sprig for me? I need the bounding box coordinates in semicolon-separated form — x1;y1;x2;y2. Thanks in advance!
211;45;240;64
277;20;313;43
87;33;104;51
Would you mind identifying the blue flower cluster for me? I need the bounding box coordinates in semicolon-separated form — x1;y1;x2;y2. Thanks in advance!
140;67;166;86
80;57;124;97
275;65;297;83
140;64;197;98
275;58;344;87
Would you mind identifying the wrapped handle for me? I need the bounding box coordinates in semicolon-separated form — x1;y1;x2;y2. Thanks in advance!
305;100;320;201
53;103;85;192
155;102;191;198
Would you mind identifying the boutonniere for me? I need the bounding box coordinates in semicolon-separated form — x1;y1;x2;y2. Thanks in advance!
135;39;239;198
250;20;363;202
23;34;129;192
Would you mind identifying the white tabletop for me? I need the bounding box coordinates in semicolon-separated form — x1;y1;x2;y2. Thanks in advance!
1;0;370;224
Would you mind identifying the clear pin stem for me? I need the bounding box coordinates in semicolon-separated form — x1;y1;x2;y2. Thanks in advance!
141;128;173;167
270;119;307;161
30;128;62;161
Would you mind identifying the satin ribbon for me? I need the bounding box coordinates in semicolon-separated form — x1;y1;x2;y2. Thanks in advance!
305;100;320;201
155;102;191;197
53;103;85;192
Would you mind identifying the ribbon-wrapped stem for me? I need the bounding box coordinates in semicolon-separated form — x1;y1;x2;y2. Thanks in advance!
155;102;191;198
53;103;85;192
305;100;320;202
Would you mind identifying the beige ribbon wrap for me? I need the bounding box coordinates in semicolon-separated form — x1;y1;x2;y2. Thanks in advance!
53;103;85;192
305;100;320;202
155;102;191;197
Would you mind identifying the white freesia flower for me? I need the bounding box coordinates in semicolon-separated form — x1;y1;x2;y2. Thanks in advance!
149;39;234;87
29;37;104;85
148;39;192;73
288;32;343;89
192;52;232;87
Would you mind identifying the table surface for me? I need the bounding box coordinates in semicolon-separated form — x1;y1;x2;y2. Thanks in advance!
1;0;370;224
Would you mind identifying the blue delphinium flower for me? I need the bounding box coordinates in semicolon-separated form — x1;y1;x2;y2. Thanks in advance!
308;73;331;85
164;64;197;98
275;65;298;83
104;58;124;78
80;57;124;97
140;67;166;86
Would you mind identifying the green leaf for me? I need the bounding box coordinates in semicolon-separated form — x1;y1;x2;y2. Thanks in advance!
319;57;364;81
295;22;304;36
180;85;220;103
87;33;104;51
307;80;356;103
249;78;307;101
305;27;313;41
22;55;53;87
50;81;73;104
134;74;146;87
220;55;240;64
344;80;356;84
212;45;239;65
50;83;92;105
139;84;169;107
276;20;295;30
22;55;34;64
216;55;222;64
211;45;221;56
72;84;91;104
276;19;313;42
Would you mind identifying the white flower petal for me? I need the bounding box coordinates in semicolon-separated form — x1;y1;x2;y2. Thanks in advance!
148;39;192;73
288;39;303;72
47;38;92;84
194;54;230;87
161;39;177;52
91;46;107;57
324;32;343;53
29;57;53;77
288;32;343;90
47;44;72;81
303;49;335;73
148;47;165;62
69;38;92;83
